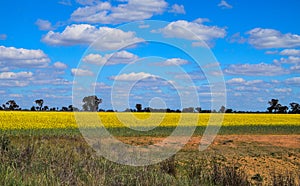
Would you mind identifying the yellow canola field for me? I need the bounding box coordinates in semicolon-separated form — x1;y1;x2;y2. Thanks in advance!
0;111;300;130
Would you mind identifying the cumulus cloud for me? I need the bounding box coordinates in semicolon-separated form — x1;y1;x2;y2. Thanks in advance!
160;20;226;47
285;77;300;84
247;28;300;49
83;51;138;65
71;0;168;24
153;58;188;66
75;0;98;5
265;50;278;55
0;81;30;87
110;72;157;81
71;68;94;76
224;63;288;76
42;24;143;50
59;0;72;6
290;64;300;72
274;88;292;93
226;78;264;85
280;49;300;56
0;46;50;70
274;56;300;64
0;71;32;87
0;71;33;80
169;4;185;14
53;61;68;69
35;19;53;31
218;0;233;9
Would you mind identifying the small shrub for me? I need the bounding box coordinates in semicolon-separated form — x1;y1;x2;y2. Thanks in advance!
0;135;10;152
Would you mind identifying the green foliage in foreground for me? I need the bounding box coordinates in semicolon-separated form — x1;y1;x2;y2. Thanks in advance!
1;125;299;137
1;135;299;186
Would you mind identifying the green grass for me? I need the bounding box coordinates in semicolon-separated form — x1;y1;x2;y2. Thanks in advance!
1;125;299;137
1;134;299;185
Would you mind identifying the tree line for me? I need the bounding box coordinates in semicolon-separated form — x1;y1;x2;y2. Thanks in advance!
0;96;299;114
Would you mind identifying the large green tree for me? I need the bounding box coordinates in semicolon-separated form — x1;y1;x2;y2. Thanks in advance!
82;95;102;111
5;100;19;110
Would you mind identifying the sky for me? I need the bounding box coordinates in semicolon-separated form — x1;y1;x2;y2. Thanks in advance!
1;0;300;111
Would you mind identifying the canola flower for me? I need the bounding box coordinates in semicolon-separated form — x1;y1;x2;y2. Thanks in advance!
0;111;300;130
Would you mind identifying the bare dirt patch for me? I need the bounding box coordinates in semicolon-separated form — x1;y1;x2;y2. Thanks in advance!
117;135;300;185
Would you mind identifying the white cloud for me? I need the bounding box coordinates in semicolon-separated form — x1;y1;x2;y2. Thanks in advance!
229;32;247;44
226;78;246;84
280;49;300;56
0;46;50;69
9;94;23;98
42;24;143;50
53;61;68;69
226;78;264;85
33;78;72;85
160;20;226;47
285;77;300;84
274;56;300;64
0;80;30;87
224;63;288;76
274;88;292;93
265;50;278;55
71;0;168;24
0;71;33;80
75;0;99;5
218;0;233;9
83;50;138;65
154;58;188;66
290;64;300;72
83;54;106;65
0;34;7;40
110;72;157;81
92;82;111;88
59;0;72;6
169;4;185;14
247;28;300;49
164;58;188;66
71;68;94;76
35;19;53;31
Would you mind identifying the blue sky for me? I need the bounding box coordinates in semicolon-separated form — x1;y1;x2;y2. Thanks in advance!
1;0;300;111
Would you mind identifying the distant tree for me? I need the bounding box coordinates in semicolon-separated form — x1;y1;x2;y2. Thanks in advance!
225;108;233;113
6;100;19;110
277;105;288;113
35;99;44;111
267;99;279;113
175;109;181;113
61;107;68;111
124;108;131;112
195;107;201;113
182;107;195;113
50;107;56;111
144;107;151;112
30;106;36;111
290;102;300;114
0;105;3;110
82;95;102;111
136;104;142;112
43;106;49;111
219;106;226;113
67;105;79;112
